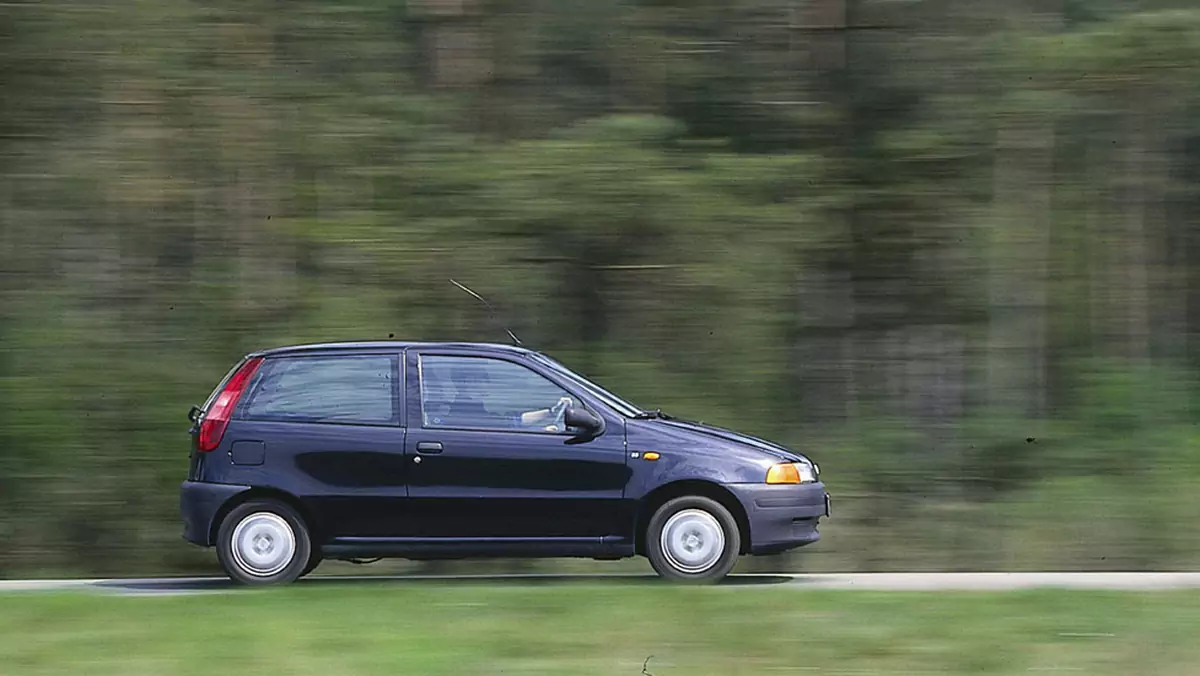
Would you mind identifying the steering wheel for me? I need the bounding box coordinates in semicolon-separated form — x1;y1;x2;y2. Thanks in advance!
549;396;571;431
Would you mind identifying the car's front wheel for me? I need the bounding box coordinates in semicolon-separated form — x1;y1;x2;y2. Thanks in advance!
646;496;741;583
217;500;312;586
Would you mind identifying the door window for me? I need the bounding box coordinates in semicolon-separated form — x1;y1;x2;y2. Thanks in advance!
419;355;578;433
241;355;398;425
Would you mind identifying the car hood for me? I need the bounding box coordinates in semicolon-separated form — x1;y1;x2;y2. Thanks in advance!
634;417;813;465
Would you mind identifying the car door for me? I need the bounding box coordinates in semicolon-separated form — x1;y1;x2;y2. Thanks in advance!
404;351;632;540
232;351;408;539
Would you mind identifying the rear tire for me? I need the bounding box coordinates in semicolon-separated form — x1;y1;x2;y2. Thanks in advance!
300;549;323;578
646;496;740;584
217;500;311;586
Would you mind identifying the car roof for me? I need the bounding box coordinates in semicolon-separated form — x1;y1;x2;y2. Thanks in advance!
247;341;537;358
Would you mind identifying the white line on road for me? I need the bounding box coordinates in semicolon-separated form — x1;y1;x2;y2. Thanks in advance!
3;572;1200;595
783;572;1200;591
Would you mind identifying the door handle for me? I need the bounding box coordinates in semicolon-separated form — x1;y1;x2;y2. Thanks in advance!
416;441;444;454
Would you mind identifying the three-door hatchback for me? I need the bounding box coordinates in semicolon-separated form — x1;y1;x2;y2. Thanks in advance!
181;341;830;584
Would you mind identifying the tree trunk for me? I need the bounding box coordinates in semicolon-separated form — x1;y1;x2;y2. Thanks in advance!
987;119;1052;418
1122;91;1151;365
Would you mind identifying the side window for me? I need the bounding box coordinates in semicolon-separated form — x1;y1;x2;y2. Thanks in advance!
420;355;578;432
242;355;397;425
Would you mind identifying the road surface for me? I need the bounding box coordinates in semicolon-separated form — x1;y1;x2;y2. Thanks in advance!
4;572;1200;595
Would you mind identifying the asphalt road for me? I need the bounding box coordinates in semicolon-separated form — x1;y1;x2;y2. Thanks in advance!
4;572;1200;595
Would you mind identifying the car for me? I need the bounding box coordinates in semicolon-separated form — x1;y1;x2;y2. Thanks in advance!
181;341;830;585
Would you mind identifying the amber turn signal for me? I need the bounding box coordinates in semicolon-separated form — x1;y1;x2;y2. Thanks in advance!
765;463;802;484
643;452;661;461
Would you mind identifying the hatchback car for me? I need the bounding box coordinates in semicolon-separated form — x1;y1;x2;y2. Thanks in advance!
181;341;830;584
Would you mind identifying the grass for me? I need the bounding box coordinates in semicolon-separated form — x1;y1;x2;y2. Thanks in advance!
1;582;1199;675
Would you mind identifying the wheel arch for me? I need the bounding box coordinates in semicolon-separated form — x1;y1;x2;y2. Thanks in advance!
634;480;751;556
208;487;319;547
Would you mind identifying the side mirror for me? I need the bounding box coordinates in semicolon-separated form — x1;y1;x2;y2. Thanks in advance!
564;406;603;436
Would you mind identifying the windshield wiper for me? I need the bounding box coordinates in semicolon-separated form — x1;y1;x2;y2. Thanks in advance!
632;409;673;420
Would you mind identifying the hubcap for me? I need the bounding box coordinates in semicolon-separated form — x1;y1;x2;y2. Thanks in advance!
231;512;296;577
660;508;725;574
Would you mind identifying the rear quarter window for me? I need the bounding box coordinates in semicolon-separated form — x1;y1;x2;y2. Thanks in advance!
240;355;399;425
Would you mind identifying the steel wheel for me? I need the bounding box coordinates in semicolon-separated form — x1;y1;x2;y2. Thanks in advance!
217;499;311;586
646;495;741;583
230;512;296;578
659;509;726;574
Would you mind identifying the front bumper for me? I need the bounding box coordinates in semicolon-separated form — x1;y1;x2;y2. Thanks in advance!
180;481;250;546
727;482;829;556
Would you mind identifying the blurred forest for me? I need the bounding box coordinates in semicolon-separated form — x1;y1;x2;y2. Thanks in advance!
3;0;1200;577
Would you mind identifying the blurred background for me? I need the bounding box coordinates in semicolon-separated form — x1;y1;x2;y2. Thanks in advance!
2;0;1200;578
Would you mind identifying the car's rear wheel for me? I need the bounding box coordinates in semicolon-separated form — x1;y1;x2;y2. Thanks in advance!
646;496;740;583
217;500;311;586
300;549;323;578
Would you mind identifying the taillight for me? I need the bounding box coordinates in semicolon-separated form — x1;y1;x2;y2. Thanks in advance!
197;357;263;452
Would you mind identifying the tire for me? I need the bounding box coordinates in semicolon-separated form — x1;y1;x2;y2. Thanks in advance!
216;500;312;586
645;495;741;583
299;549;323;578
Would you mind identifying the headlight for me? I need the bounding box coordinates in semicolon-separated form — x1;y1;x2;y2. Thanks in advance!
765;462;818;485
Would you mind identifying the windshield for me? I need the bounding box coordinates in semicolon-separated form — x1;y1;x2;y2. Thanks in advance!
529;353;644;418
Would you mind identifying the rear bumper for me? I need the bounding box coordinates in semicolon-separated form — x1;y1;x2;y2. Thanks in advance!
180;481;250;546
727;482;829;556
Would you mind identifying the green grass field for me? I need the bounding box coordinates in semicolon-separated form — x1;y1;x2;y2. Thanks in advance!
2;583;1198;675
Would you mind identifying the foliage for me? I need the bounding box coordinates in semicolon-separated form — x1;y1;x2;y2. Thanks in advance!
2;0;1200;574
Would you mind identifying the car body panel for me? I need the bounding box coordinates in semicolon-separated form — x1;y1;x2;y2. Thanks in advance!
205;420;409;539
401;348;634;540
181;481;250;546
401;428;634;538
623;418;805;496
725;482;828;555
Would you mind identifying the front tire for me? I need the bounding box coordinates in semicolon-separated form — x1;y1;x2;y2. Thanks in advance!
646;496;741;583
217;500;311;586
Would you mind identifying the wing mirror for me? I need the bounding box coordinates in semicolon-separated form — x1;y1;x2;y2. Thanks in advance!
564;405;604;437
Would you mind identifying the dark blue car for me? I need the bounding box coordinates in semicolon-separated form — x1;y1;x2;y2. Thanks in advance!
181;341;830;584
